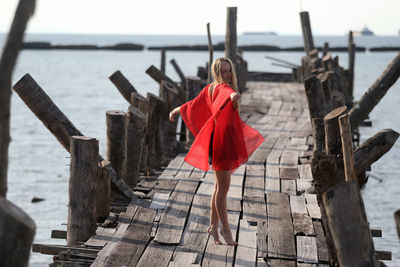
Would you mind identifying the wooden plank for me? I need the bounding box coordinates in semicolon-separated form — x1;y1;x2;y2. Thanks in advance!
154;179;199;244
244;166;265;198
234;220;257;267
158;154;186;178
257;221;268;258
267;101;282;115
290;137;308;146
266;192;296;260
175;161;194;179
281;179;297;196
266;258;296;267
175;195;210;264
297;236;318;263
305;193;318;204
32;243;100;255
136;240;175;267
169;252;199;266
202;211;240;267
91;206;138;266
84;227;117;248
279;167;299;179
312;221;329;263
103;207;156;267
242;196;267;223
290;195;308;214
306;204;322;219
265;164;280;193
196;171;214;197
292;213;315;236
149;192;170;210
297;180;313;194
228;165;245;202
279;150;299;168
298;164;313;180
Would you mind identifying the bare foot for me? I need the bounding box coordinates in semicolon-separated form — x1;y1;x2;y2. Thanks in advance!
207;226;222;245
220;228;238;246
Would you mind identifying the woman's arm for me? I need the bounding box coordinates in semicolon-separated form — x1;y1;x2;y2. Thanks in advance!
169;106;181;122
230;92;240;102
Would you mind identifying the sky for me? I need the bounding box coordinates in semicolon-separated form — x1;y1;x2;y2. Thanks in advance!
0;0;399;36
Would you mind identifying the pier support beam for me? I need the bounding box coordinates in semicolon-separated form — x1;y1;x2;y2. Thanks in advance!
109;70;137;103
68;136;98;245
300;11;315;55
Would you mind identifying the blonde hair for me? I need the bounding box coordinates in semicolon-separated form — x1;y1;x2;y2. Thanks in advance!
210;57;239;110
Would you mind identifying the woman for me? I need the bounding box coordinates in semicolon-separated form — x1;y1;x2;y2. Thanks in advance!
169;57;264;245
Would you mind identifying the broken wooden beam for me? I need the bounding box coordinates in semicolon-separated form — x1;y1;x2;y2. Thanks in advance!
12;74;136;200
299;11;315;55
145;64;179;89
109;70;137;103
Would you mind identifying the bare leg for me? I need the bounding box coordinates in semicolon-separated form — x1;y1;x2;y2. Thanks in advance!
214;170;238;246
208;183;222;244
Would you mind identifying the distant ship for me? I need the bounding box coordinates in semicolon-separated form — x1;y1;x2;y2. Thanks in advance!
242;31;277;36
353;26;374;36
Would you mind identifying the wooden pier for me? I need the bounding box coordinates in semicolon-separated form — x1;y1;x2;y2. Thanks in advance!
34;81;332;266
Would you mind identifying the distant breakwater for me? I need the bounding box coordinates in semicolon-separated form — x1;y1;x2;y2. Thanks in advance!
22;41;400;52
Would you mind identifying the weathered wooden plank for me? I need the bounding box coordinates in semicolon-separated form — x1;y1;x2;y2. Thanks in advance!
136;240;175;267
243;196;267;223
91;206;138;266
279;150;299;168
305;193;318;204
175;161;194;179
281;179;297;195
105;207;156;266
292;213;315;236
158;153;186;178
149;192;170;210
154;179;199;244
175;194;210;264
229;165;245;201
297;180;313;194
234;220;257;267
298;164;313;180
196;171;214;197
290;195;308;214
279;167;299;179
84;227;117;248
267;192;296;260
312;221;329;263
307;204;322;219
297;236;318;263
257;221;268;258
169;252;199;266
265;163;280;193
244;166;265;198
267;101;282;115
290;137;308;146
266;258;296;267
202;211;240;267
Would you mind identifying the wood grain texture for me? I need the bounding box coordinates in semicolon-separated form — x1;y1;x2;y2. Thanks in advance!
234;220;257;267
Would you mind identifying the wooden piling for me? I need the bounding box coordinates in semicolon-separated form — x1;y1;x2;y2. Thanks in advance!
106;110;126;176
322;42;329;56
170;59;187;90
324;106;347;155
347;31;355;100
109;70;137;103
0;197;36;267
185;76;202;144
322;179;378;267
225;7;237;69
146;93;166;170
312;118;325;153
160;80;179;156
207;22;213;84
304;76;326;121
68;136;98;245
122;106;146;187
299;11;315;55
349;52;400;130
160;48;166;74
146;65;179;90
395;209;400;241
97;161;110;220
338;113;356;181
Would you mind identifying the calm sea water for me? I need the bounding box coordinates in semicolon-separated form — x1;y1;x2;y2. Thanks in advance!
1;33;399;266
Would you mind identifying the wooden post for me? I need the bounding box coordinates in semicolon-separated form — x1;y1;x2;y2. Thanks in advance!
146;93;166;170
225;7;237;69
0;0;35;197
304;76;326;122
348;31;355;99
106;110;126;176
349;52;400;130
97;161;110;220
322;179;378;267
109;70;137;103
160;80;179;157
186;76;202;144
318;72;333;106
68;136;98;245
122;106;146;187
0;197;36;267
354;129;399;178
338;113;356;181
12;74;136;200
160;48;166;74
324;106;347;155
207;22;213;84
312;118;325;153
300;11;315;55
145;65;179;89
322;42;329;56
170;58;187;90
395;209;400;241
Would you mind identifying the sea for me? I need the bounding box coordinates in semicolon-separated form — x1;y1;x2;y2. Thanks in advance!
0;33;399;266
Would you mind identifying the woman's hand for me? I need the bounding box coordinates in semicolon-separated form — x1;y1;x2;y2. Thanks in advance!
169;107;180;122
230;92;240;102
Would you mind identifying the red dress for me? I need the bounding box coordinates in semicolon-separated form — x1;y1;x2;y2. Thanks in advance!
180;83;264;172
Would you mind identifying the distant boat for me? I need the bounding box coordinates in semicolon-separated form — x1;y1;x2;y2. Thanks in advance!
352;26;374;36
242;31;277;36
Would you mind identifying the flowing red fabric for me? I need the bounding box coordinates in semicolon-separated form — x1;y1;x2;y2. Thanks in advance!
180;83;264;172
